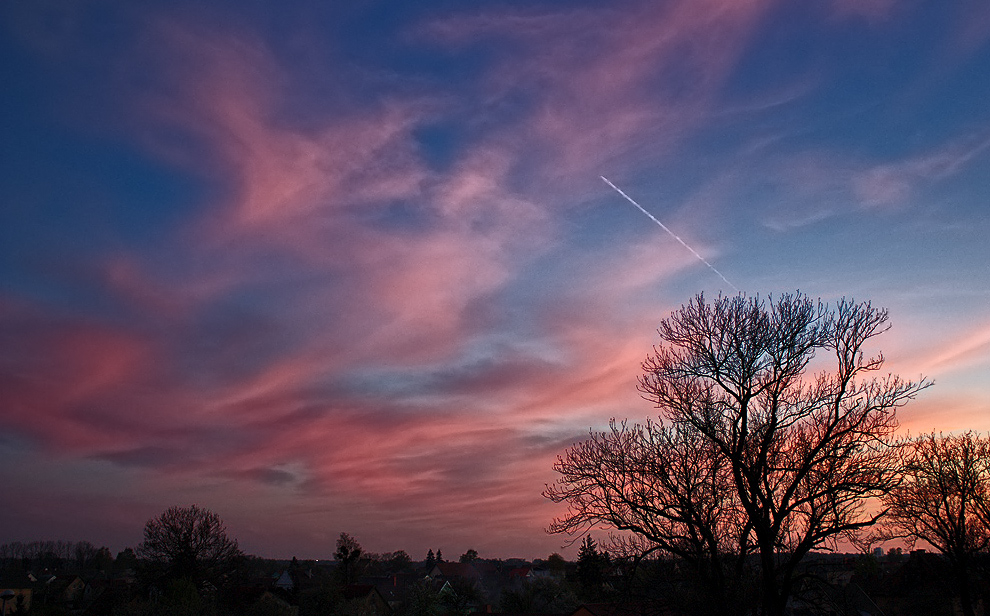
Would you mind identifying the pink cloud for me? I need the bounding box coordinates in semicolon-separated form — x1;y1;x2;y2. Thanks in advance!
898;393;990;435
896;321;990;377
0;313;167;454
131;21;428;238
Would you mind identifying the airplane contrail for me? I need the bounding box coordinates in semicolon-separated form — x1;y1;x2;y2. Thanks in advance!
601;175;739;292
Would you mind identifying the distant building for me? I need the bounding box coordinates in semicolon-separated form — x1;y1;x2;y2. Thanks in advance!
428;562;481;581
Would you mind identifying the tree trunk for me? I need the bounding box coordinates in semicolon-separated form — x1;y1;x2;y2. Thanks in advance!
956;564;976;616
759;548;786;616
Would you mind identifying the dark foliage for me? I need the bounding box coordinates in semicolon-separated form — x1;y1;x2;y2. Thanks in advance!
576;536;610;600
334;533;364;585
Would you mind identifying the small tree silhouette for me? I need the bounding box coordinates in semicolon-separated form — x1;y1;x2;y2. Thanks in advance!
334;533;363;584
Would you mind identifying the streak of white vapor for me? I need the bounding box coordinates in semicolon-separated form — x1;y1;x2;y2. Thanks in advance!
601;176;740;293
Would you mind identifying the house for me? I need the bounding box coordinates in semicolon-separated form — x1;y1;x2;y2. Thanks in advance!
343;584;392;616
275;570;295;591
37;573;87;608
0;572;33;614
76;576;141;616
228;584;297;616
506;567;534;582
428;562;482;582
363;573;420;609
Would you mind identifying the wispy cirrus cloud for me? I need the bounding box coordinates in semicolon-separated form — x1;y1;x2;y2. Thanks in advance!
418;0;776;187
852;133;990;208
1;12;602;556
4;0;986;560
738;129;990;232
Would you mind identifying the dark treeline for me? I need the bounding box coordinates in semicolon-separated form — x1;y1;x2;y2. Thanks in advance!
0;540;119;572
0;516;593;616
1;525;985;616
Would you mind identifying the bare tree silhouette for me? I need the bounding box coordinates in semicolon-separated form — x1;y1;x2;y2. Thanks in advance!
884;431;990;616
138;504;242;586
546;292;930;616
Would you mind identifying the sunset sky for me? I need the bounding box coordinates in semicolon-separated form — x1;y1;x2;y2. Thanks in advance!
2;0;989;561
